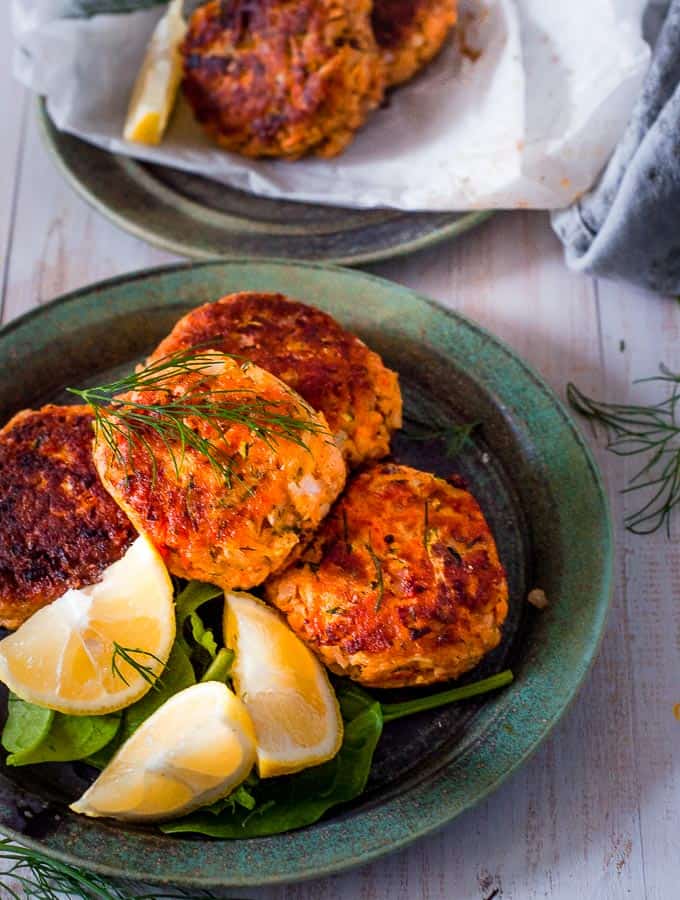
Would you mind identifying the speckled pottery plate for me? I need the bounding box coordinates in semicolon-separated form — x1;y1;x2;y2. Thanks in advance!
38;102;492;265
0;261;612;889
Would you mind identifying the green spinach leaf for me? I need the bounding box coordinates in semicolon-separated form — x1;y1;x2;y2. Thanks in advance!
175;580;223;677
1;695;54;757
161;670;514;839
380;670;514;722
200;647;234;684
87;640;196;769
3;698;120;767
162;682;383;838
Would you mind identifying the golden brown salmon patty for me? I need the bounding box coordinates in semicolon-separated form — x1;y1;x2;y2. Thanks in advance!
182;0;384;158
0;405;136;630
372;0;457;86
92;354;346;590
149;292;402;468
266;462;508;688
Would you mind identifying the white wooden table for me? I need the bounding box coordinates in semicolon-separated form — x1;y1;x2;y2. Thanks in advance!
1;12;679;900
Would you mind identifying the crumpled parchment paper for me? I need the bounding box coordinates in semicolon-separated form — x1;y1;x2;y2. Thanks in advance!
12;0;651;210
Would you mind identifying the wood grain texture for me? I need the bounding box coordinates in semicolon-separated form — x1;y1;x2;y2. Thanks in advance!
0;4;679;897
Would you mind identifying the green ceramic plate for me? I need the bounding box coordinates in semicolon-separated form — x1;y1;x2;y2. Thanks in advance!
0;261;612;889
38;102;493;265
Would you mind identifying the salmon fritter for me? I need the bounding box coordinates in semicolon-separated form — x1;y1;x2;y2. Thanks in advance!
93;354;346;590
182;0;385;159
0;405;136;630
372;0;457;87
266;462;508;688
148;292;402;468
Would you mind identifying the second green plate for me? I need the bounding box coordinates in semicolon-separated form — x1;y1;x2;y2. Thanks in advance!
38;102;492;265
0;259;611;889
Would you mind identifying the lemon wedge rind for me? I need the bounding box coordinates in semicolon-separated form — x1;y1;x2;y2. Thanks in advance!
70;681;256;822
0;534;175;716
224;591;343;779
123;0;187;146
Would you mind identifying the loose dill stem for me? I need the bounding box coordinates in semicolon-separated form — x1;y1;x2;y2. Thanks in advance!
423;499;430;549
68;349;327;487
403;416;479;459
366;543;384;612
111;642;165;691
381;670;514;722
341;508;351;552
0;838;220;898
568;368;680;535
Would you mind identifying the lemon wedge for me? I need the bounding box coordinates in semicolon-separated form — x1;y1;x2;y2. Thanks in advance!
123;0;187;145
224;592;343;778
0;535;175;715
71;681;256;822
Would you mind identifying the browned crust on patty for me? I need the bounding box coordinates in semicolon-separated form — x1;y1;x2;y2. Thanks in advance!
372;0;457;86
265;462;508;688
182;0;385;158
148;292;402;467
92;355;346;590
0;405;136;630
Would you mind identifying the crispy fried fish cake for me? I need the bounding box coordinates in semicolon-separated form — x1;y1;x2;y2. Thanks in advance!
372;0;457;87
266;462;508;688
0;405;136;630
149;292;402;468
93;355;346;590
182;0;384;158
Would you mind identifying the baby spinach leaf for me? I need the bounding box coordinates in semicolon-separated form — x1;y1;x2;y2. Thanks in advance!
2;695;54;757
161;670;514;839
162;684;383;838
4;700;120;767
200;647;234;684
188;611;218;660
175;581;223;641
204;782;257;816
88;640;196;769
175;580;223;677
380;670;514;722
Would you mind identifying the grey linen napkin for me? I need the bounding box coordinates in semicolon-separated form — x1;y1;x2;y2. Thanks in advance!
551;0;680;293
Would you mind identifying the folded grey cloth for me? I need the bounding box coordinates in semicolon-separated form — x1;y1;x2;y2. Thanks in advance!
551;0;680;294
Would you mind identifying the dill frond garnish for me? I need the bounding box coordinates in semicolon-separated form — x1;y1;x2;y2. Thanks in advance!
341;508;351;552
568;367;680;535
0;837;220;899
423;499;431;549
404;415;478;459
111;643;165;691
68;349;326;487
366;543;384;612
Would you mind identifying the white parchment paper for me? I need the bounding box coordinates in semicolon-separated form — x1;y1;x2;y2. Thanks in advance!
11;0;651;210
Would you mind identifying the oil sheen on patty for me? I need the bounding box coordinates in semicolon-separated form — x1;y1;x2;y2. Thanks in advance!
266;462;508;688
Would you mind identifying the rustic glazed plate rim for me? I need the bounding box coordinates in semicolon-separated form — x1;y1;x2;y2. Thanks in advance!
0;259;614;887
36;100;494;266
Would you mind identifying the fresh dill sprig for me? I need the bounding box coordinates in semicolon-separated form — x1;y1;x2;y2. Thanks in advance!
341;508;351;552
0;838;219;899
111;643;165;691
404;415;478;459
423;499;431;549
366;543;384;612
68;349;326;487
568;367;680;535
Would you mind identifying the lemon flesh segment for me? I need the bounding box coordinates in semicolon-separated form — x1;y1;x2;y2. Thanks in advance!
123;0;187;145
71;681;256;822
224;592;343;778
0;535;175;715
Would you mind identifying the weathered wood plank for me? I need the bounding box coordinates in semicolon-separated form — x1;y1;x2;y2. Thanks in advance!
594;279;680;900
1;105;178;327
1;5;676;889
0;8;28;322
